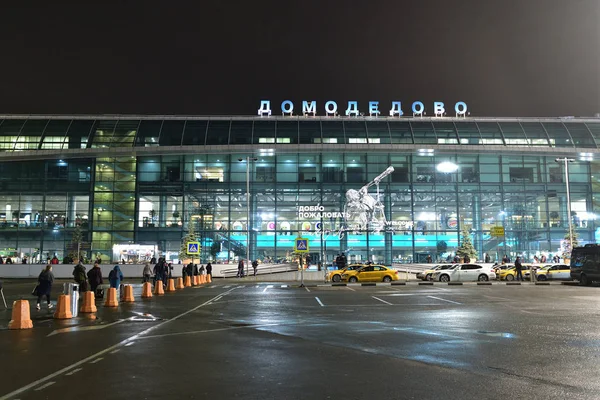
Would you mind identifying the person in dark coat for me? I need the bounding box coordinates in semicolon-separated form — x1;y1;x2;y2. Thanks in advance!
252;260;259;276
73;263;88;292
182;264;188;279
237;259;245;277
206;262;212;277
193;264;199;276
36;265;55;310
108;265;124;289
87;263;103;294
514;257;523;281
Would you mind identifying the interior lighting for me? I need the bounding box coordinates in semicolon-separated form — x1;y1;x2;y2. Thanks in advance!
436;161;459;173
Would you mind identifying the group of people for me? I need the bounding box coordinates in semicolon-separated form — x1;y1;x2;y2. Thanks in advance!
35;262;124;311
236;259;259;277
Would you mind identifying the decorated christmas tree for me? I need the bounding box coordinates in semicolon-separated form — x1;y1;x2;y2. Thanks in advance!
561;229;579;260
179;218;198;261
456;226;478;261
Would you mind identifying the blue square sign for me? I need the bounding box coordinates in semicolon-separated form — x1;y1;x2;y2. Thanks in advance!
187;242;200;255
294;238;309;253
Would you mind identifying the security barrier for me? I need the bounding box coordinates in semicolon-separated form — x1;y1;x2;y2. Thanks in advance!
8;300;33;329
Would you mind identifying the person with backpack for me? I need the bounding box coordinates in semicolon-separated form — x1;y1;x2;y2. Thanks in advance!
36;265;55;310
73;262;88;292
108;265;124;289
87;263;103;296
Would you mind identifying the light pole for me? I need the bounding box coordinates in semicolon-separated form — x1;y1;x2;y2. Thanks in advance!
239;157;257;276
555;158;575;259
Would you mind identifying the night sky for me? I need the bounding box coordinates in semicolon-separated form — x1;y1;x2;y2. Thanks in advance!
0;1;597;117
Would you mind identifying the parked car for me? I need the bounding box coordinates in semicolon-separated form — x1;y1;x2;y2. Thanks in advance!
497;265;532;281
570;244;600;285
431;264;496;282
416;264;454;281
341;265;400;283
327;264;364;282
529;264;571;281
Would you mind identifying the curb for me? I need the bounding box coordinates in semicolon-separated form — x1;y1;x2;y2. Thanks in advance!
419;282;434;286
361;283;376;287
477;282;492;285
332;283;347;287
535;282;550;286
448;282;463;286
506;282;522;285
391;282;407;286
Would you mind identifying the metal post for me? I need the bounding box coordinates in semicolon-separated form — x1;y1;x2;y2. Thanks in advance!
300;255;305;287
556;158;575;261
246;156;250;277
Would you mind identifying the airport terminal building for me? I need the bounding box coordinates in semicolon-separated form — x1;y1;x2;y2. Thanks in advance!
0;113;598;265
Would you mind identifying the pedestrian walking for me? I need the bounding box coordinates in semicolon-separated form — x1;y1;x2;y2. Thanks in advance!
142;263;152;283
206;262;212;277
252;260;258;276
108;265;124;289
237;259;245;277
484;253;491;263
514;256;523;281
73;262;88;292
502;254;510;264
36;265;54;310
87;263;103;296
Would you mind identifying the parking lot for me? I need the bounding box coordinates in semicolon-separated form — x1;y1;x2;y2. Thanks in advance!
1;281;599;399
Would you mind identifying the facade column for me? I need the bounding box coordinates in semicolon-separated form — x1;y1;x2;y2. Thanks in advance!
472;194;483;260
384;190;392;265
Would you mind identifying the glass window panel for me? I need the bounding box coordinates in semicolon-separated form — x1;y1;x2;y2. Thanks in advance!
65;120;93;149
41;120;71;149
182;120;208;146
299;121;321;144
135;120;162;147
111;120;138;147
520;122;549;146
564;123;596;148
410;121;437;144
344;121;367;144
0;119;26;151
91;120;117;148
477;122;504;145
276;120;298;144
320;121;344;144
366;121;390;144
433;122;458;144
14;119;47;151
454;121;482;145
252;120;275;144
205;120;230;145
585;123;600;145
498;122;528;145
542;122;573;147
229;120;253;145
388;121;413;144
159;120;184;146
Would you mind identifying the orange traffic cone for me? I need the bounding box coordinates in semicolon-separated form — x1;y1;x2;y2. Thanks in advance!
184;276;191;287
207;274;212;284
142;282;153;298
166;278;176;292
104;288;119;307
80;291;97;313
8;300;33;329
154;281;164;295
54;294;73;319
191;275;198;286
201;274;206;284
122;285;135;302
176;277;185;290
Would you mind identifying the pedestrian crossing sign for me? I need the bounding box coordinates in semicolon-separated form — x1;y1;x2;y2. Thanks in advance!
294;238;309;253
187;242;200;255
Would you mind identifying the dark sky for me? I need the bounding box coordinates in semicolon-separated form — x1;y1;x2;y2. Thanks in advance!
0;0;598;117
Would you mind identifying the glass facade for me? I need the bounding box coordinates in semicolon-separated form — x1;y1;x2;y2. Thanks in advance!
0;115;598;264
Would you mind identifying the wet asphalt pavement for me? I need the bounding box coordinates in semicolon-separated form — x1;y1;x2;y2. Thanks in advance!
1;280;600;400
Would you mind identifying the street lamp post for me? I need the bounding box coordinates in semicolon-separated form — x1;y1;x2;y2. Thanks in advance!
239;157;257;276
555;158;575;259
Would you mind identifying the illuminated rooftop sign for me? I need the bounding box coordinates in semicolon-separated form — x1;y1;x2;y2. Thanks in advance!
258;100;468;118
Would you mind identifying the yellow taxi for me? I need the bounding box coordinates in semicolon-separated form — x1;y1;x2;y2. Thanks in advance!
327;264;364;283
497;265;531;281
341;264;400;283
528;264;571;281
